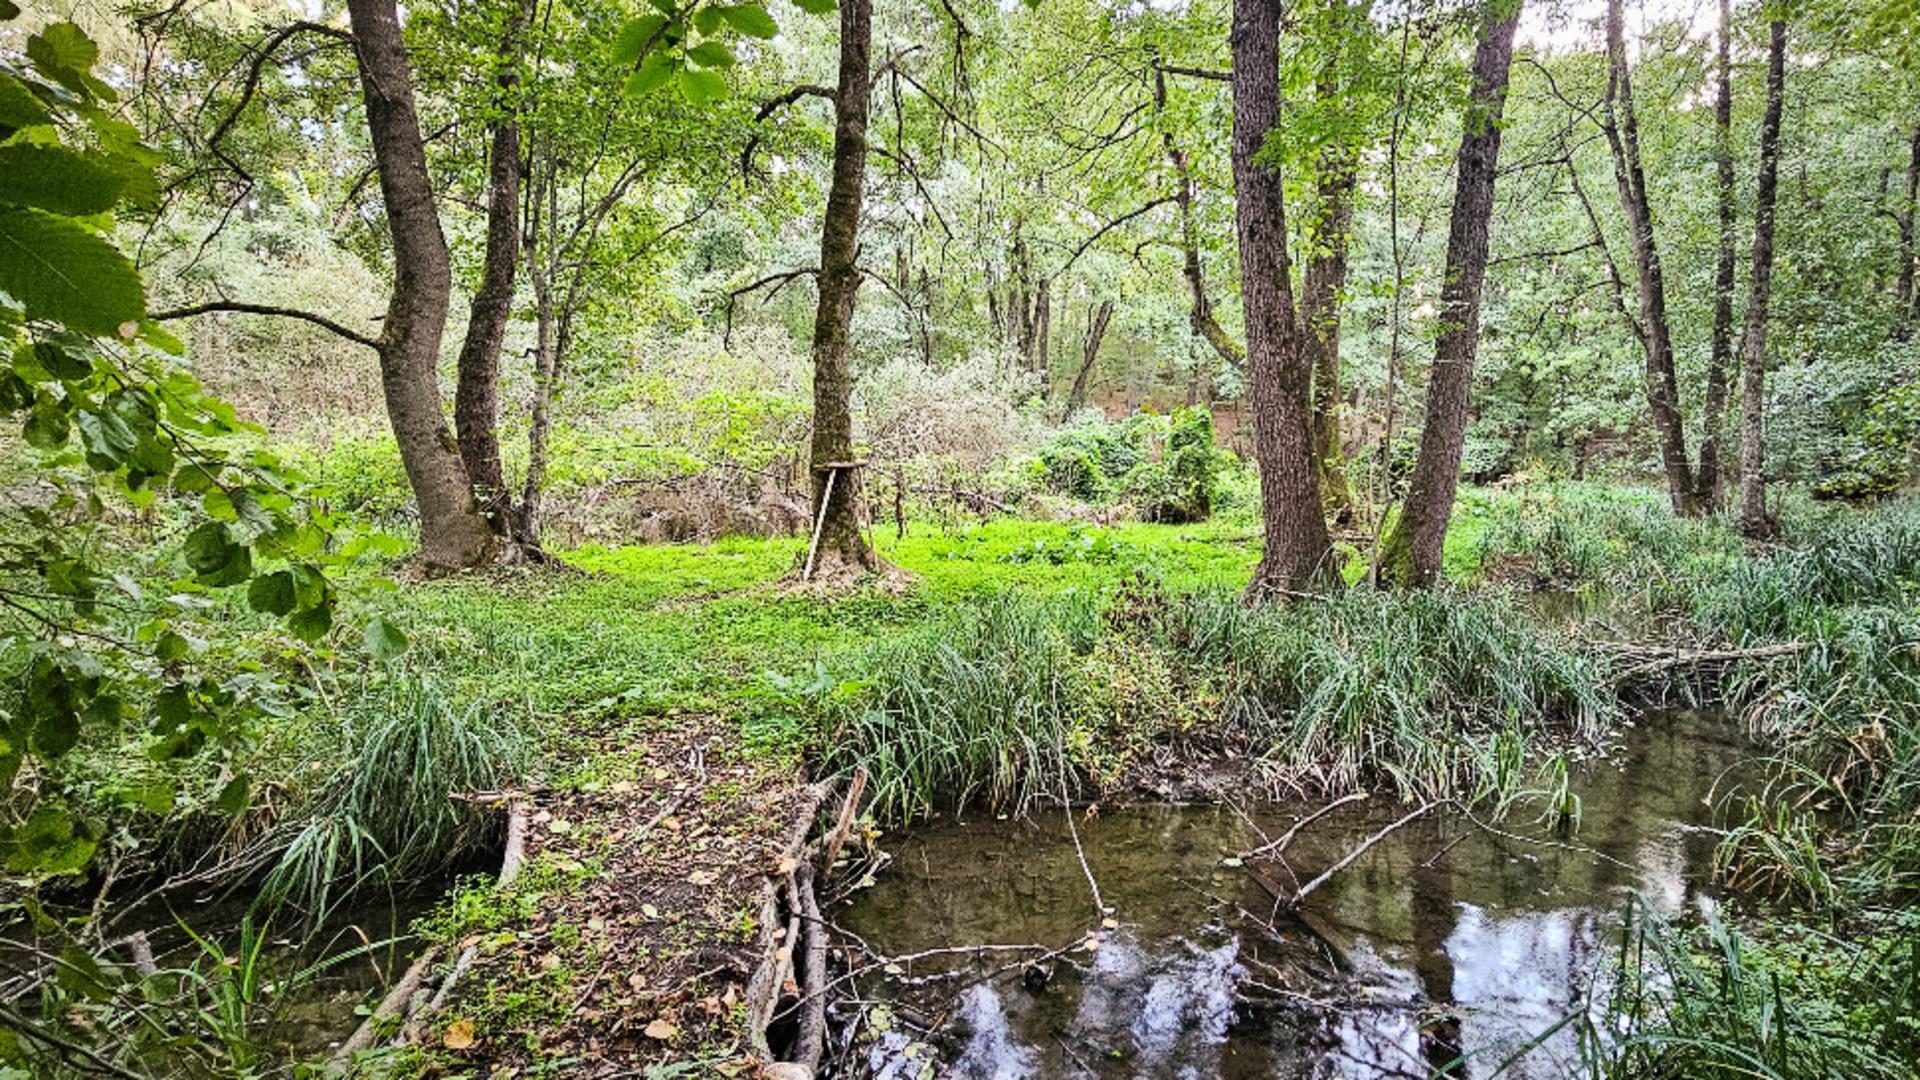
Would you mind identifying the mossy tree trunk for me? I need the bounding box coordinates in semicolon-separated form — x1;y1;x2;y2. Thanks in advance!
1378;0;1521;588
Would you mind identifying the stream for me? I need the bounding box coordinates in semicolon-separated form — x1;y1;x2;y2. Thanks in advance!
836;711;1751;1079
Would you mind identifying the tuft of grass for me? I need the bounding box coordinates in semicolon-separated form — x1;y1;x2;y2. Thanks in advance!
260;669;529;922
815;578;1614;824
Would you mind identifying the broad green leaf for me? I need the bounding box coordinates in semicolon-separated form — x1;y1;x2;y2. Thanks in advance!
720;3;778;39
247;570;296;616
693;6;725;33
34;708;79;757
791;0;837;14
363;615;409;660
118;781;176;814
0;207;146;337
35;341;91;380
25;22;97;94
217;774;249;815
0;74;48;129
625;52;679;96
76;408;135;468
613;14;668;65
679;66;729;105
646;0;677;13
687;41;737;68
288;602;333;642
22;402;68;448
3;806;96;874
0;1;21;20
0;144;127;216
181;521;251;587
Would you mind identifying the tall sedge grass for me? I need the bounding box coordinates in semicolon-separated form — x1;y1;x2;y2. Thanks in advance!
260;669;528;922
816;582;1612;824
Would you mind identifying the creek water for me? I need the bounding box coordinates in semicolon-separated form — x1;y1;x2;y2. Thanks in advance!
837;712;1751;1079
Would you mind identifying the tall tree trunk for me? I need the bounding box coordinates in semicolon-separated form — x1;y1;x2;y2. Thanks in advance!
1738;17;1787;539
1697;0;1735;510
1302;93;1358;524
519;267;557;545
804;0;880;578
453;0;533;534
1066;298;1115;413
1154;66;1244;373
346;0;496;572
1031;277;1052;378
1234;0;1333;597
1895;123;1919;338
1378;0;1521;588
1603;0;1695;515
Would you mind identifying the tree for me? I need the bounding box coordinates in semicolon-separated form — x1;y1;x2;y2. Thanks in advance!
1602;0;1696;515
452;0;536;538
1739;14;1789;538
1697;0;1736;509
804;0;884;580
1233;0;1334;596
1378;0;1522;588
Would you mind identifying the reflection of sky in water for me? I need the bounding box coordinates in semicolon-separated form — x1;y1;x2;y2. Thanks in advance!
847;714;1749;1078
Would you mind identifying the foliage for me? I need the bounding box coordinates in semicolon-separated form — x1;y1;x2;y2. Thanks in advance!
0;19;345;877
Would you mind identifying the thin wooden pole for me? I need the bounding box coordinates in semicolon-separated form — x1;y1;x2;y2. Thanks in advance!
802;466;838;581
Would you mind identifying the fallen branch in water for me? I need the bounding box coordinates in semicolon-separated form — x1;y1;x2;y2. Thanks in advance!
1288;802;1438;907
1240;791;1369;859
1593;639;1810;685
793;864;829;1072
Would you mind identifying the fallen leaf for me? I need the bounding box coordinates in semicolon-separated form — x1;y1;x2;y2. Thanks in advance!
643;1018;678;1040
687;870;717;886
444;1018;476;1049
641;903;660;919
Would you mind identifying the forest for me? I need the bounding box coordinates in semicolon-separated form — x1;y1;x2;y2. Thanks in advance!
1;0;1918;1075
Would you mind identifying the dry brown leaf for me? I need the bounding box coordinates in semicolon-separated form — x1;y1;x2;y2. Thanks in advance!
443;1018;477;1050
643;1018;678;1040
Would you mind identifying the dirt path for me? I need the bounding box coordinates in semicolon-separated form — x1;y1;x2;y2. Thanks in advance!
409;713;816;1076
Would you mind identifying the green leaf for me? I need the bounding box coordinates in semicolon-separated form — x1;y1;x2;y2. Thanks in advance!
679;66;729;105
791;0;837;14
363;615;409;660
34;707;79;757
22;402;68;449
0;144;128;216
181;521;251;587
646;0;678;13
247;570;296;616
76;408;136;469
26;23;98;92
625;52;680;96
686;40;736;68
217;774;249;815
613;14;668;65
0;1;21;21
35;341;91;380
719;3;778;38
0;74;49;129
154;630;191;661
693;6;726;33
0;207;146;337
118;781;176;814
288;602;333;643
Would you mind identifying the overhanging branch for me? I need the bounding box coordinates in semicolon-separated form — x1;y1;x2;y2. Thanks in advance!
150;301;380;350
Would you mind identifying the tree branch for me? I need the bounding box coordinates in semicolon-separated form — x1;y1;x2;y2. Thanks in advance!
150;301;380;350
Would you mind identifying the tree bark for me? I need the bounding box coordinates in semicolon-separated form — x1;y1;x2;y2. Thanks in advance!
1302;75;1357;523
1738;18;1787;539
453;0;533;534
1895;123;1919;338
1602;0;1694;515
1234;0;1333;596
803;0;880;578
1154;65;1244;373
1697;0;1735;510
1031;276;1052;377
1066;298;1115;412
1378;0;1521;588
346;0;497;572
518;267;557;545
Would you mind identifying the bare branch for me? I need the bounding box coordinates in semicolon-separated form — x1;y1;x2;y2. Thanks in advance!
150;301;380;350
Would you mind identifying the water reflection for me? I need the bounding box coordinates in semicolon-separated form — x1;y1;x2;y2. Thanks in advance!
843;713;1749;1078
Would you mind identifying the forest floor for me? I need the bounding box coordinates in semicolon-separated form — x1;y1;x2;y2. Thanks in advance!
356;490;1587;1075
